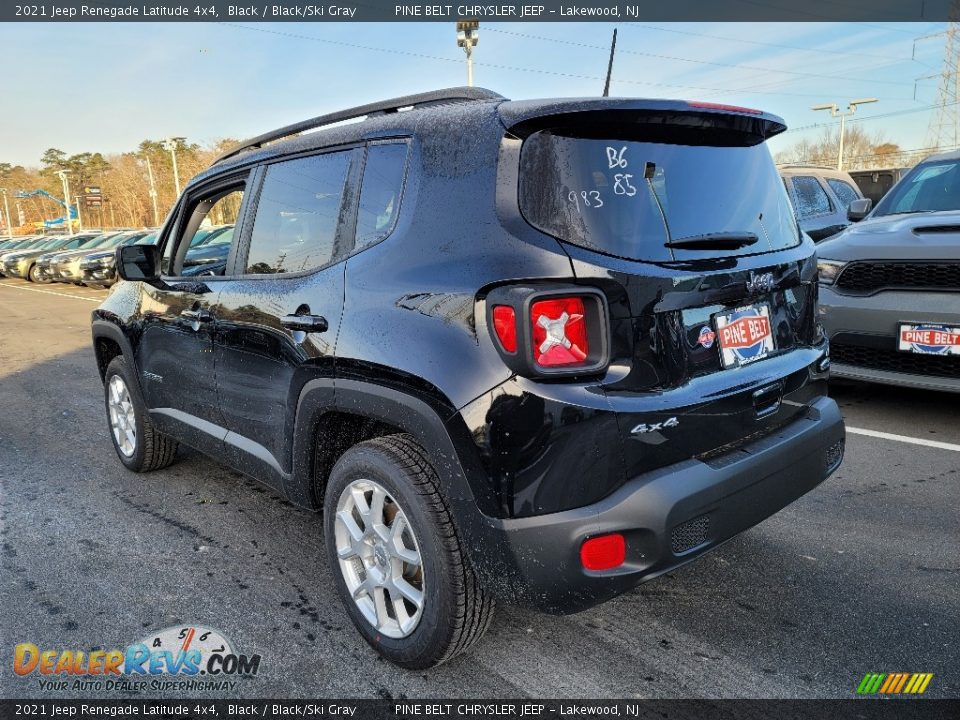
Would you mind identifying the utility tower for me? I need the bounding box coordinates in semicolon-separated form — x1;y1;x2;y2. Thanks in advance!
925;7;960;151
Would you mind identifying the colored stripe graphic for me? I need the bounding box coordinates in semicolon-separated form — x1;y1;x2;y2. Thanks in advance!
857;673;933;694
879;674;897;693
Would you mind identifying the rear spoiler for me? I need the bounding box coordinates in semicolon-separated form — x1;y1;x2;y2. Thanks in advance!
498;98;786;146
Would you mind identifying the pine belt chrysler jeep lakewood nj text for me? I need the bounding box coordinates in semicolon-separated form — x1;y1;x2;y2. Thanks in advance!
91;88;846;668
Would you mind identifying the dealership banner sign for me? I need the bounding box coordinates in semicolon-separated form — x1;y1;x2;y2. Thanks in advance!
2;0;952;22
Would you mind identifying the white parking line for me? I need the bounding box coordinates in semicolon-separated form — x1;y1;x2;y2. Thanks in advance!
847;426;960;452
0;282;104;303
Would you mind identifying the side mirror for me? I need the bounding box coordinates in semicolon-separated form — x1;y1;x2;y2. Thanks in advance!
847;197;872;222
116;244;160;281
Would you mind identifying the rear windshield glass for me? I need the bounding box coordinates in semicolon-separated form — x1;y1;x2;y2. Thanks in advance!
519;132;799;262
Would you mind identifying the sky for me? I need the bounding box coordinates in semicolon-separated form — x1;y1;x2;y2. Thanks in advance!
0;20;950;168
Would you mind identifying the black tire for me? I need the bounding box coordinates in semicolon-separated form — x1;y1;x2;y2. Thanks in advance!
323;433;494;668
103;356;178;472
27;264;41;283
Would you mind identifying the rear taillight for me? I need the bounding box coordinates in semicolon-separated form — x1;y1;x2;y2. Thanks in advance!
531;297;588;367
492;305;517;353
485;286;609;378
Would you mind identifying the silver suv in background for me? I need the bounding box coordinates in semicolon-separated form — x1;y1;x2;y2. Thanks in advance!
818;149;960;393
779;165;864;241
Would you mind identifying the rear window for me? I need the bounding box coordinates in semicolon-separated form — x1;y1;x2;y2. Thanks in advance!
519;132;799;262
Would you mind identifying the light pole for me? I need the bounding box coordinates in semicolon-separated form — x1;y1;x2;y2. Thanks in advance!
56;170;74;236
811;98;878;171
0;188;12;238
165;138;182;196
145;157;160;227
74;195;84;232
457;21;479;87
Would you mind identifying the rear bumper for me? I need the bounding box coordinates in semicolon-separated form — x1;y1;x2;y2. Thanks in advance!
480;395;844;613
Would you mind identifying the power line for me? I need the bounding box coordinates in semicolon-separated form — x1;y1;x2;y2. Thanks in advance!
782;100;960;133
485;26;917;87
219;23;872;99
697;55;914;100
787;142;960;164
623;23;913;61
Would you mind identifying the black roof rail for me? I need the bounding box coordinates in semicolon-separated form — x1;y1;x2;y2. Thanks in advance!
213;86;505;165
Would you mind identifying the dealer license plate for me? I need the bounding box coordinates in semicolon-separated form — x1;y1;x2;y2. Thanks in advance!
898;324;960;355
714;304;775;369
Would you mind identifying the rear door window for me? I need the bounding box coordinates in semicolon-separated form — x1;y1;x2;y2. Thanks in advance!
245;151;352;275
519;131;799;262
792;176;833;218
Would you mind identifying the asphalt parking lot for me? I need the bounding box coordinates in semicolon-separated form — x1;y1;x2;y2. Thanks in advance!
0;276;957;699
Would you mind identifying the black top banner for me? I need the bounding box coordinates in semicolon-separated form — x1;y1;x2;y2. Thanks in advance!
0;0;952;22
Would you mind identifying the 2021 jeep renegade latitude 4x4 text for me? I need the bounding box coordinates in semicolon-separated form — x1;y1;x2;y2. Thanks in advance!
92;88;845;668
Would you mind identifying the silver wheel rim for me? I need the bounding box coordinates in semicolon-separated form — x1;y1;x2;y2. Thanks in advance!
107;375;137;458
334;478;425;639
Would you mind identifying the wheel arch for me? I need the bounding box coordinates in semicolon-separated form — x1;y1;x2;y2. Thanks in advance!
91;318;138;385
290;377;499;519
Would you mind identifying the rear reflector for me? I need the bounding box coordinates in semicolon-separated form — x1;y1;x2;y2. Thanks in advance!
531;297;588;367
688;101;762;115
492;305;517;353
580;533;626;571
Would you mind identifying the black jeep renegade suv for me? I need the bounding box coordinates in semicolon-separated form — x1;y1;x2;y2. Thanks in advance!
92;87;845;668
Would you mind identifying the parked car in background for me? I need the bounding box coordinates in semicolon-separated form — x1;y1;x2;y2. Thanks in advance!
0;235;53;277
1;234;89;280
6;232;103;282
818;149;960;392
0;236;36;253
37;232;124;283
779;165;864;241
181;225;234;274
80;231;159;287
51;230;151;284
848;167;911;206
0;235;44;257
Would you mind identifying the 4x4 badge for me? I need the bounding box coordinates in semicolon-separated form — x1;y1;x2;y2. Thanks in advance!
631;417;680;435
746;271;776;294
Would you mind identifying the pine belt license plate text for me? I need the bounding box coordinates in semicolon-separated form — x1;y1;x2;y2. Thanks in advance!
715;304;775;369
898;323;960;355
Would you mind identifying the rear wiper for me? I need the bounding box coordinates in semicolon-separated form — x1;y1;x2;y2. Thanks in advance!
664;232;759;251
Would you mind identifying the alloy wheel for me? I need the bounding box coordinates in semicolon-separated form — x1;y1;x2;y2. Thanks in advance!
107;375;137;457
334;478;425;638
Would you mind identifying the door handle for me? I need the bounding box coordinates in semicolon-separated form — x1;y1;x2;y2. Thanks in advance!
180;308;213;323
281;314;328;333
